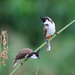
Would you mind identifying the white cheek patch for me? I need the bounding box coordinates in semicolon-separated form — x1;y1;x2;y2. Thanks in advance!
44;21;51;25
30;54;37;59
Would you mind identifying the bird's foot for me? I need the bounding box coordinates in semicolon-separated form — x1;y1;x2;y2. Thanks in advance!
21;62;23;66
55;32;58;35
51;35;53;37
46;39;49;43
20;60;23;66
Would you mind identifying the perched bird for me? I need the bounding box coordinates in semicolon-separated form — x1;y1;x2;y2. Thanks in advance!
13;48;40;67
39;17;57;51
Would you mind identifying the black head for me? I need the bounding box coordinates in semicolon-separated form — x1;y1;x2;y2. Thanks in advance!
33;49;40;59
39;17;48;23
39;17;53;23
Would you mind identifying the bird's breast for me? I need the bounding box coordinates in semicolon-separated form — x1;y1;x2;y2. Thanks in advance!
46;25;55;37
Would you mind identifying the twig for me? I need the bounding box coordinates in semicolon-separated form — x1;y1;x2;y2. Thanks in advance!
10;19;75;75
36;66;39;75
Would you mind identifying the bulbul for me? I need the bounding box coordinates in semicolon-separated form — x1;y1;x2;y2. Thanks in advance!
13;48;40;67
40;17;57;51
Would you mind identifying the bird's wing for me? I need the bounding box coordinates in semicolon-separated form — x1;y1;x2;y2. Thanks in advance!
43;28;47;40
15;52;27;60
15;48;33;60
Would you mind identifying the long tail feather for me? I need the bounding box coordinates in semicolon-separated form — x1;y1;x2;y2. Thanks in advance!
13;60;17;67
46;41;51;51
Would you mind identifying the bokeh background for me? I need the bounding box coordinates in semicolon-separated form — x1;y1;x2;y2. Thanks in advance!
0;0;75;75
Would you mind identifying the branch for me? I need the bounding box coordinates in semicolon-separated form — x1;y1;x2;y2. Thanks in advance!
10;19;75;75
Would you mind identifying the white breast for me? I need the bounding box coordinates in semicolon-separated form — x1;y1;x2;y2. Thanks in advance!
44;21;56;37
30;54;37;59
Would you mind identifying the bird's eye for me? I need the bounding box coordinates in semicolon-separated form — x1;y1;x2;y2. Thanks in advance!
46;24;49;26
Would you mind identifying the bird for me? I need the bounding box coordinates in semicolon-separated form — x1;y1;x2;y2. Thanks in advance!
39;17;57;51
13;48;40;67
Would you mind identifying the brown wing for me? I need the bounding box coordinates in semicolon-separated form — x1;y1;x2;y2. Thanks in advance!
15;48;33;60
43;28;47;40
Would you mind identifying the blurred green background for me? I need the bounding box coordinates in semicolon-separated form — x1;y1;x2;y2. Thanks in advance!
0;0;75;75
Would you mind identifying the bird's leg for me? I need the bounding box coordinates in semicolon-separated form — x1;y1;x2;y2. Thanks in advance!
51;32;58;38
46;38;48;43
51;35;53;37
20;60;23;66
54;32;58;35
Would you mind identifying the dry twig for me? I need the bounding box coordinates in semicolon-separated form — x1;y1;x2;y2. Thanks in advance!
36;66;39;75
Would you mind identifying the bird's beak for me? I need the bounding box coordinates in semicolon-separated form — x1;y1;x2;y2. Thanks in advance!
39;17;45;23
38;56;40;59
39;17;43;20
39;17;43;19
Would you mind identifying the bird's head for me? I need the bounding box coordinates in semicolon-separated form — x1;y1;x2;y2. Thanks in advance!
30;49;40;59
39;17;53;25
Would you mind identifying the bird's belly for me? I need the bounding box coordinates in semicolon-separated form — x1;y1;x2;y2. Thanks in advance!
46;28;55;37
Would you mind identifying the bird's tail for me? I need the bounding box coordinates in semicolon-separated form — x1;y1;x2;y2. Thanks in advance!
13;60;17;67
46;41;51;51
